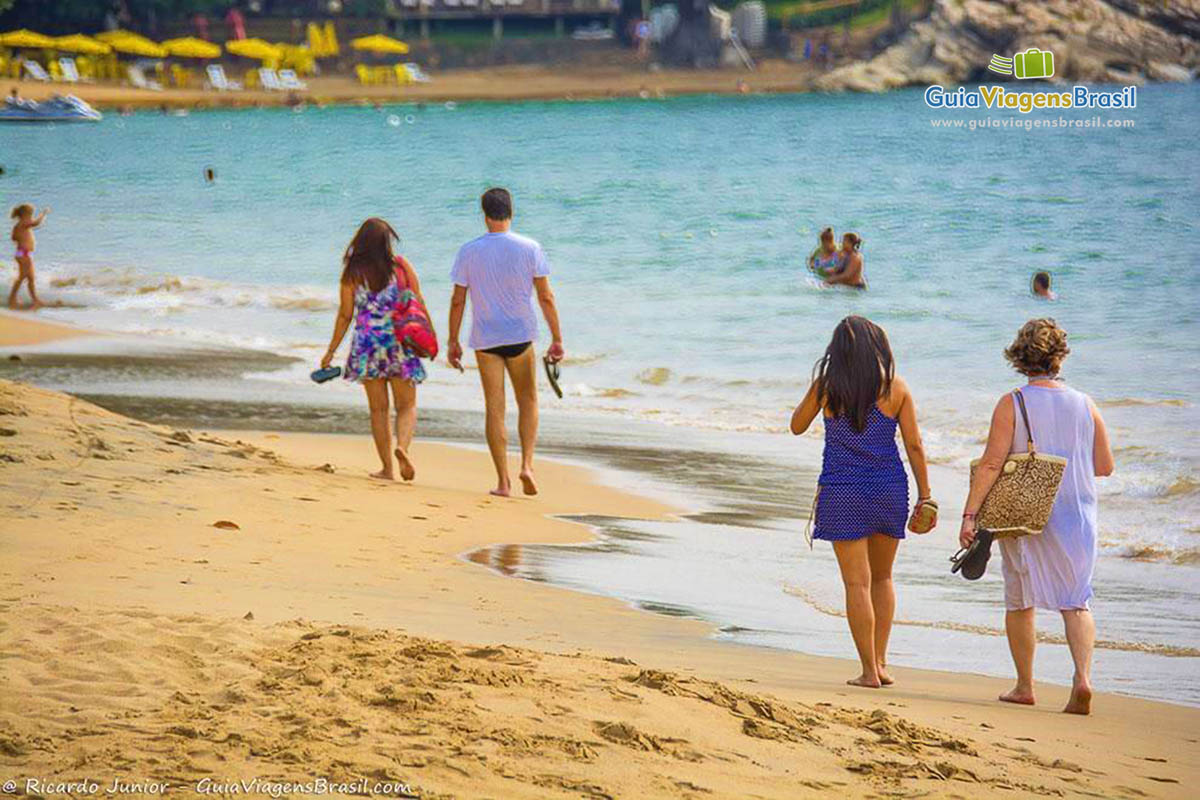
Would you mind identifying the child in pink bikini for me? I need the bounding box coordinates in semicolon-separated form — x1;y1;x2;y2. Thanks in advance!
9;203;49;310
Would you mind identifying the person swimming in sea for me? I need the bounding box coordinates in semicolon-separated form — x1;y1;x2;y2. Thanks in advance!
1032;271;1056;300
807;227;842;278
824;232;866;289
9;203;49;310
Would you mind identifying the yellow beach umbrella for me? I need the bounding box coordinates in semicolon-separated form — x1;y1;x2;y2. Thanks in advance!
226;37;282;62
162;37;221;59
0;29;56;49
350;34;408;55
52;34;113;55
306;22;326;57
322;21;340;56
97;30;168;58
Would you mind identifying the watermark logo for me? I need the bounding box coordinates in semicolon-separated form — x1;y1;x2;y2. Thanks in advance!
988;48;1055;80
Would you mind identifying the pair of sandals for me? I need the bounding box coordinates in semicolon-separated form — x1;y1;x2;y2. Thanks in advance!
950;528;995;580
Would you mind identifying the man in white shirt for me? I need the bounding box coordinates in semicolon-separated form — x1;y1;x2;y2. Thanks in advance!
448;187;565;497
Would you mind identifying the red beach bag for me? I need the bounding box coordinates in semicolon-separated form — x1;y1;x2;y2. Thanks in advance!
392;256;439;360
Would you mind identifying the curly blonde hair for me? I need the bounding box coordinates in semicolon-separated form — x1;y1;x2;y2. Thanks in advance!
1005;318;1070;377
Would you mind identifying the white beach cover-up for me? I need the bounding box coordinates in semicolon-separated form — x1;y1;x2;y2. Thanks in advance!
999;385;1098;611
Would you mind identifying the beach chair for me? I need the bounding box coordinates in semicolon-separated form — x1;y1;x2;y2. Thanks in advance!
127;64;162;91
403;62;432;83
354;64;373;85
257;67;284;91
277;69;308;91
205;64;242;91
58;57;85;83
22;60;51;82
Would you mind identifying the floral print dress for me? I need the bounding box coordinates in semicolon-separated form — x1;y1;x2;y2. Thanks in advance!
343;277;426;384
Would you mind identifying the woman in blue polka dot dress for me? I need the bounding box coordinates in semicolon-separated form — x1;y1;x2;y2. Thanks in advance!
791;316;936;688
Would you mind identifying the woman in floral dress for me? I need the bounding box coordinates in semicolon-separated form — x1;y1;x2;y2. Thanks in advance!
321;218;431;481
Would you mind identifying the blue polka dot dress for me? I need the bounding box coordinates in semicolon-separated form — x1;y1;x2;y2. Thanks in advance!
813;405;909;541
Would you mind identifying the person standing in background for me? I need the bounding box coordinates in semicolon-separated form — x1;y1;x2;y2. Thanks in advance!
447;188;565;498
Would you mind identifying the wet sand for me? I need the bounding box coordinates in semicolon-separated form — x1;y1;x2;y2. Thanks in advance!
16;61;817;110
1;314;1197;797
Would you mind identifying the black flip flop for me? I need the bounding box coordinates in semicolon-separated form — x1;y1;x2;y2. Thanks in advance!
543;356;563;399
310;366;342;384
950;528;994;581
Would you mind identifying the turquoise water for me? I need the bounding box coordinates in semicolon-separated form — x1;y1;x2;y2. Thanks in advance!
3;85;1198;702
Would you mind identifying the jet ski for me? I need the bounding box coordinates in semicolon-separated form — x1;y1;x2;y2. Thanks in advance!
0;94;102;123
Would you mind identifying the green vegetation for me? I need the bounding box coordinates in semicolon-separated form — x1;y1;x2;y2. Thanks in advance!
761;0;922;29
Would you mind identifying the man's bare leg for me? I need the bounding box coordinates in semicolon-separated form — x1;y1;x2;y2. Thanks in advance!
476;350;511;496
505;347;539;495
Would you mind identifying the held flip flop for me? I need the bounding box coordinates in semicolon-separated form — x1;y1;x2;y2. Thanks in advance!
949;528;995;580
310;366;342;384
543;356;563;399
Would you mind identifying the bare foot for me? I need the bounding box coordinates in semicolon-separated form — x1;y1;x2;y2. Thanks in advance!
394;448;415;482
847;673;882;689
1063;682;1092;715
877;666;895;686
370;469;395;481
490;484;511;497
999;687;1036;706
519;470;538;496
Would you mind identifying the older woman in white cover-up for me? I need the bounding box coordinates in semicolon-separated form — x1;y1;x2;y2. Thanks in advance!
960;319;1114;716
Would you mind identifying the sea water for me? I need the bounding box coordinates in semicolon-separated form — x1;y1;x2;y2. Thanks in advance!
2;84;1198;703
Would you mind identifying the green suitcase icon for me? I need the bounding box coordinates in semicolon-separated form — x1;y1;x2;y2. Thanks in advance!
1014;48;1054;80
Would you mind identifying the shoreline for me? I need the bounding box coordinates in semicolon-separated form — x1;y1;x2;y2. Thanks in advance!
2;379;1197;796
11;61;821;110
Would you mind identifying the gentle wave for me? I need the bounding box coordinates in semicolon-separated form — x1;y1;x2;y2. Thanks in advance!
1099;397;1190;409
636;367;672;386
782;585;1199;657
45;266;338;314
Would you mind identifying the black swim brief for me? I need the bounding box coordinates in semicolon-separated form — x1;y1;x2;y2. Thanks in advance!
479;342;532;359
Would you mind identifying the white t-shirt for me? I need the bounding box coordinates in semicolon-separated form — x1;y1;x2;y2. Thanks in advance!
450;231;551;350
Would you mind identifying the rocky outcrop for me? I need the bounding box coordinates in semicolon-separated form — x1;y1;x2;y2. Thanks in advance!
815;0;1199;92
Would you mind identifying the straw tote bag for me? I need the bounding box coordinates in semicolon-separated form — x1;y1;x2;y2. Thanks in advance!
969;389;1067;539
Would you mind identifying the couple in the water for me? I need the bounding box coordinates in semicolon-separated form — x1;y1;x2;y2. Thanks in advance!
807;227;865;289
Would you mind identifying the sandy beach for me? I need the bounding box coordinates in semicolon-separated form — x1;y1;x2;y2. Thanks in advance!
0;312;1196;799
13;61;818;110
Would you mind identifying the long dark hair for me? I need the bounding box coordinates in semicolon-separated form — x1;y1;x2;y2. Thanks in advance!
341;217;398;292
813;316;895;432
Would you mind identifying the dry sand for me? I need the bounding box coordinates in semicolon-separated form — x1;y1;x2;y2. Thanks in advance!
16;61;816;110
0;315;1196;798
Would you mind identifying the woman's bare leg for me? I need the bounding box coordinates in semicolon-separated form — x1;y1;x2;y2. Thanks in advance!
362;379;393;479
7;274;23;309
832;537;881;688
475;350;510;496
866;533;900;685
390;377;417;481
1000;608;1037;705
1061;608;1095;715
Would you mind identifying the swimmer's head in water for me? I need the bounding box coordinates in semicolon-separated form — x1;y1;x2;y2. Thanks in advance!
1032;271;1052;293
11;203;32;220
342;217;400;294
481;187;513;222
842;232;862;251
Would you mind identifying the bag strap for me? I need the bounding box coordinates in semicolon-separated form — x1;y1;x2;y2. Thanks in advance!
393;255;409;291
1013;389;1036;454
